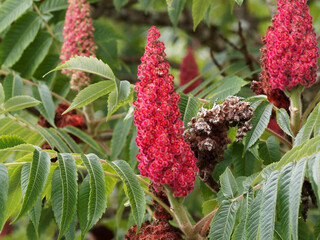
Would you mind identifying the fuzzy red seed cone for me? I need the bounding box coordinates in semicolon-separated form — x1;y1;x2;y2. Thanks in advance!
60;0;97;90
133;26;198;197
179;46;202;94
264;0;318;90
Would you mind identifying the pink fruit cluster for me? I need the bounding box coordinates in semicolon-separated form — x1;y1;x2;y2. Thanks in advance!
265;0;318;90
60;0;97;90
179;46;202;94
133;26;198;197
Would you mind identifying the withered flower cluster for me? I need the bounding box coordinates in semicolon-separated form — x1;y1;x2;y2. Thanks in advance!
184;96;254;184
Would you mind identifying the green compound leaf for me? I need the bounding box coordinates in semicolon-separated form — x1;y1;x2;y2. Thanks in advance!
32;83;56;127
54;128;83;154
258;136;281;165
220;168;238;199
192;0;211;31
0;12;42;67
0;0;32;33
168;0;186;28
36;127;71;153
235;0;244;6
4;166;22;221
79;154;107;236
3;95;40;112
295;101;320;146
63;80;115;114
111;117;133;160
245;187;263;239
289;157;307;240
139;0;153;12
107;79;132;119
178;93;201;128
63;126;105;155
52;153;78;240
0;164;9;232
277;162;295;240
252;136;320;186
208;76;248;102
3;73;22;101
232;187;254;240
21;164;42;238
0;135;26;150
209;200;239;240
13;147;50;222
245;101;273;151
108;160;146;230
276;108;294;138
78;176;90;240
40;0;68;14
0;83;4;104
113;0;129;11
259;170;279;240
308;154;320;207
13;32;53;78
44;56;115;81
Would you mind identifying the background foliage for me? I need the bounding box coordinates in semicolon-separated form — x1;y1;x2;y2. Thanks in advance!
0;0;320;239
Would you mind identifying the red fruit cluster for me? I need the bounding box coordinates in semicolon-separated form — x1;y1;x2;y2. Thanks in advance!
38;103;84;150
125;220;183;240
251;34;290;110
264;0;318;90
133;26;198;197
184;96;253;183
60;0;97;90
125;186;183;240
179;46;202;94
38;103;84;129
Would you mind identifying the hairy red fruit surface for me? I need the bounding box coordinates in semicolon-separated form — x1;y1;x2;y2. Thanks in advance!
60;0;97;90
179;46;202;94
133;26;198;197
264;0;318;90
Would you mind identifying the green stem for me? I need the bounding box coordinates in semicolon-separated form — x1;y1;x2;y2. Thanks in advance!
83;103;95;135
4;162;27;167
193;207;218;235
264;128;292;149
165;187;204;240
301;89;320;123
285;85;303;137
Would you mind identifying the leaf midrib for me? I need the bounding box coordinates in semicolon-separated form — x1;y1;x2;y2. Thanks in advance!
112;162;142;224
70;81;114;111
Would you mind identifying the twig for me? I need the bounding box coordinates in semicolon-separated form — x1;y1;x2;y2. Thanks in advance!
209;49;227;77
198;98;209;104
219;32;259;65
94;113;124;124
97;140;111;154
238;22;259;80
6;113;37;131
200;213;215;237
193;206;218;234
0;70;78;111
265;127;292;149
193;184;262;235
